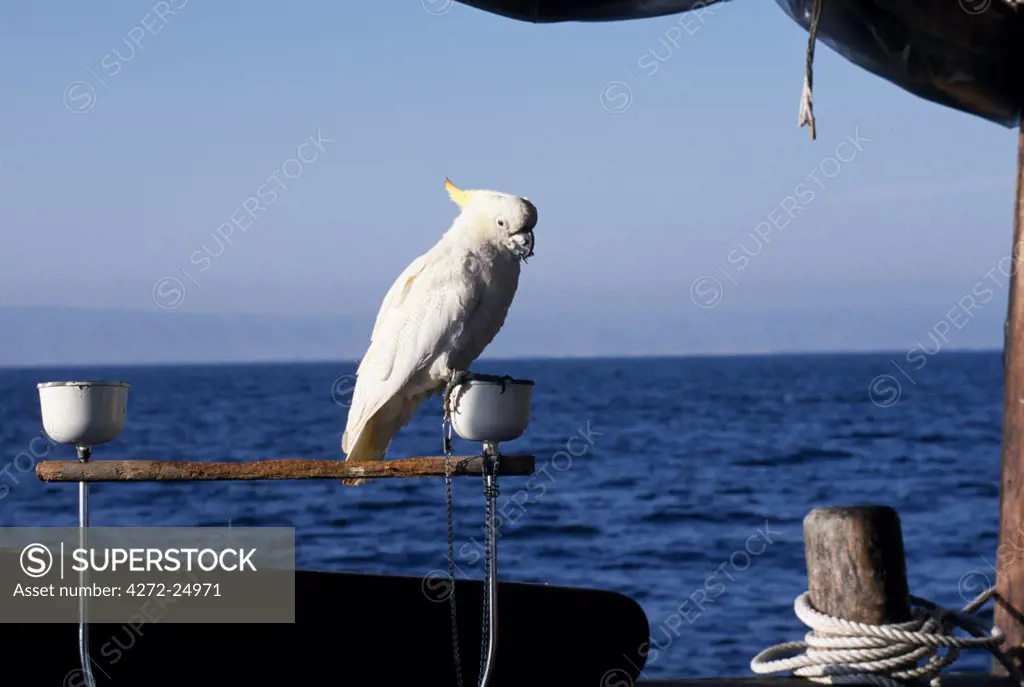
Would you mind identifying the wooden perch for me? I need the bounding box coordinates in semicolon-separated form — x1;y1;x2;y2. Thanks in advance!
35;455;534;483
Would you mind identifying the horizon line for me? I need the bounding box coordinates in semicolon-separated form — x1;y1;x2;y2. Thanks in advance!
0;346;1004;371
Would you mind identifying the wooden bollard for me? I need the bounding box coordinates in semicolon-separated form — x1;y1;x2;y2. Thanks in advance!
804;505;913;624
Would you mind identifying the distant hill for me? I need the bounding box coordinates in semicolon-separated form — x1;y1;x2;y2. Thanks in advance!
0;301;1005;367
0;307;370;367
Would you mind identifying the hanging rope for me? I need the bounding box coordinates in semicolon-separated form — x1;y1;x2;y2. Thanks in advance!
751;587;1024;687
798;0;823;140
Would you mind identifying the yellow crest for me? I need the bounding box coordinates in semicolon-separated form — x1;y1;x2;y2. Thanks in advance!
445;177;472;207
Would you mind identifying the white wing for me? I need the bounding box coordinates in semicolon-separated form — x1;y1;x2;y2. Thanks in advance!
368;253;430;342
342;247;490;455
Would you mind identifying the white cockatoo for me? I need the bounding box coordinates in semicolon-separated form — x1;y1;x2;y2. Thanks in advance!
340;178;537;485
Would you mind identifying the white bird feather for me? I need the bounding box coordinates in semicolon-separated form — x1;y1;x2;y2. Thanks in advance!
340;179;537;485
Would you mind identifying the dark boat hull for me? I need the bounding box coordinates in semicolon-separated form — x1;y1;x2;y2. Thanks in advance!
2;564;650;686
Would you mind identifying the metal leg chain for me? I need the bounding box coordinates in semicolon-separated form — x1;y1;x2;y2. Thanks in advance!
77;445;97;687
480;465;491;680
442;374;500;687
479;449;500;687
442;402;464;687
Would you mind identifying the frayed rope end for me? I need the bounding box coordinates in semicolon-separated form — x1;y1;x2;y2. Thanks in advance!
798;73;816;141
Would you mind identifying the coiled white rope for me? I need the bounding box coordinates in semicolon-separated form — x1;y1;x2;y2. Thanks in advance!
751;587;1024;687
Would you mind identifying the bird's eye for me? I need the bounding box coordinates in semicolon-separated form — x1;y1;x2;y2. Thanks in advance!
496;217;507;230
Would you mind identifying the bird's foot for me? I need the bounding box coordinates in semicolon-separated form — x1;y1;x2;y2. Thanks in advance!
443;372;518;417
453;372;517;393
443;369;469;418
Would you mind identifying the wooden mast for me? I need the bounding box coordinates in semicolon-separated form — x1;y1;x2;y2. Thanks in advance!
994;114;1024;672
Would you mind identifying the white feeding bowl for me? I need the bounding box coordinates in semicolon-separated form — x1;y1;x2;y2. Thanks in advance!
449;376;534;443
37;381;130;446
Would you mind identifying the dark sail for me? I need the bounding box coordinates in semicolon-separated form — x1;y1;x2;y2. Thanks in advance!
456;0;1024;127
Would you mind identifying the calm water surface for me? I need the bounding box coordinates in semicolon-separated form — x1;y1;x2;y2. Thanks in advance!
0;352;1005;677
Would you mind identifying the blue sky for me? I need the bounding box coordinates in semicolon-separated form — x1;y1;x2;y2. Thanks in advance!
0;0;1019;361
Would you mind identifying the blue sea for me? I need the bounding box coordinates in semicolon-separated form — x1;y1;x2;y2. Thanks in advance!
0;352;1006;678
